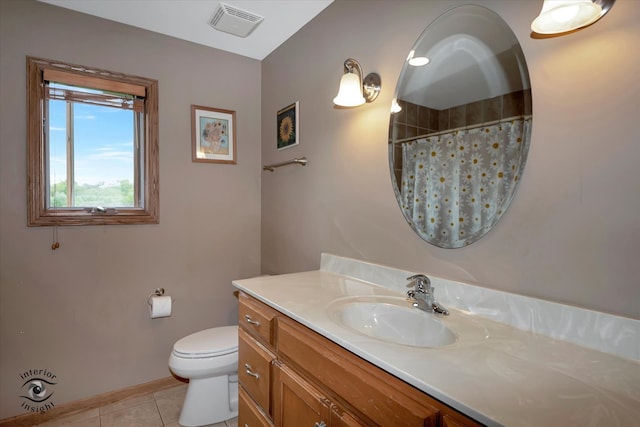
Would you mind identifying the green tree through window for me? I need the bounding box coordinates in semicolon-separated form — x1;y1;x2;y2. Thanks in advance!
48;95;136;208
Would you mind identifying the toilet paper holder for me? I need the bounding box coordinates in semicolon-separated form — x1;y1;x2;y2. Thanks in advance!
147;287;165;306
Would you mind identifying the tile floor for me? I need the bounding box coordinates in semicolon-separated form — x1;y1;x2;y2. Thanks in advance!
35;384;238;427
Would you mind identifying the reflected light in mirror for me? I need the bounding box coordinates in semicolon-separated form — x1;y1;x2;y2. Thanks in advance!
531;0;613;34
407;50;430;67
390;98;402;113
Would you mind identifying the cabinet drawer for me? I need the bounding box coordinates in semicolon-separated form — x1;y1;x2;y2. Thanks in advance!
239;327;275;415
331;404;365;426
239;291;278;345
441;413;484;427
239;386;273;427
276;316;439;427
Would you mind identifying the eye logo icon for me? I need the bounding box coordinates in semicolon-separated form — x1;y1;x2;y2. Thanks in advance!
21;378;55;403
19;369;57;413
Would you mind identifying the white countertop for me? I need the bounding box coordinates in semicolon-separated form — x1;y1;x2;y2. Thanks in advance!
232;256;640;427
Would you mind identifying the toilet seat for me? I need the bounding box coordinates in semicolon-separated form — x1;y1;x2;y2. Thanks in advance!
172;326;238;359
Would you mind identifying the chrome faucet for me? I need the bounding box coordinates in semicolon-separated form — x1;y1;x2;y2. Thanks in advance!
406;274;449;315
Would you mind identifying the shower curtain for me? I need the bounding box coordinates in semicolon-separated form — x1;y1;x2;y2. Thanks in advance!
400;117;531;247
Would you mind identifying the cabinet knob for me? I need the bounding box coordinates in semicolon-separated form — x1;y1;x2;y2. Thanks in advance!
244;314;261;326
315;422;327;427
244;363;260;379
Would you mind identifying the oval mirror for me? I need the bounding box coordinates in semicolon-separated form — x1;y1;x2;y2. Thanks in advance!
389;5;532;248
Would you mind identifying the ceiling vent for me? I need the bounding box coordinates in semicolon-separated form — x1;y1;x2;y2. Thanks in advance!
208;2;264;38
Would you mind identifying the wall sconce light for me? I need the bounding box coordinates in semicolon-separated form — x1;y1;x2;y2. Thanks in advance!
531;0;615;35
333;58;381;107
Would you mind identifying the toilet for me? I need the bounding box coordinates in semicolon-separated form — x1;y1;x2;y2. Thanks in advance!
168;326;239;427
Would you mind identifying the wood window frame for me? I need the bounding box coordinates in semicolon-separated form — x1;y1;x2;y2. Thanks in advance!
27;56;159;226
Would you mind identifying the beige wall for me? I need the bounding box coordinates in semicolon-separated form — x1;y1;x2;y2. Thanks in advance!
261;0;640;319
2;0;639;420
0;0;261;419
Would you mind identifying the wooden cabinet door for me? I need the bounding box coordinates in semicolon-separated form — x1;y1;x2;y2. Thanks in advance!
239;386;273;427
273;362;331;427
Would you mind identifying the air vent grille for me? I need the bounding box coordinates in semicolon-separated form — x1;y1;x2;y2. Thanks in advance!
208;2;264;38
222;5;262;23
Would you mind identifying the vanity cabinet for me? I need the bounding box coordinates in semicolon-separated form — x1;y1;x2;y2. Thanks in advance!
238;291;483;427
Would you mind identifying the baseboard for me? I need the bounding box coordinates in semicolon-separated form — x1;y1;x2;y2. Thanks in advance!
0;376;186;427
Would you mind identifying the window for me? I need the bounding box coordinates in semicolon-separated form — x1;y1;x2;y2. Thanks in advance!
27;57;159;226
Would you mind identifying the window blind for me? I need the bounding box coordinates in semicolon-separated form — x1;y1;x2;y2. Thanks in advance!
45;85;144;112
43;68;146;97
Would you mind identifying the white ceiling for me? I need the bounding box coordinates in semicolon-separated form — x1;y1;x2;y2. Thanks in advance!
38;0;334;60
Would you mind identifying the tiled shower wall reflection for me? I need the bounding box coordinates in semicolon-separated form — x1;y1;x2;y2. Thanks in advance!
389;89;532;186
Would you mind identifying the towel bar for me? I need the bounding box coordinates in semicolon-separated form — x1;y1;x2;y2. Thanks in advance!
263;157;307;172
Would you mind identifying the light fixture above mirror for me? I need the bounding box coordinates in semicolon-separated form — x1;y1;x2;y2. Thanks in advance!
333;58;381;107
531;0;615;35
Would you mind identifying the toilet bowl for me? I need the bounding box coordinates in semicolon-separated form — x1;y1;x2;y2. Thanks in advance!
168;325;238;427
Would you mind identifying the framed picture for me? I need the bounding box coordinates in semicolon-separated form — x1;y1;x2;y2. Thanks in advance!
277;101;299;150
191;105;236;164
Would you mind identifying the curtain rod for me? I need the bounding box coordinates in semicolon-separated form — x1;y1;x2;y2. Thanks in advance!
395;115;531;144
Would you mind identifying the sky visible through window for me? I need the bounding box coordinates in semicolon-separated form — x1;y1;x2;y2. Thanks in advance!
48;100;134;187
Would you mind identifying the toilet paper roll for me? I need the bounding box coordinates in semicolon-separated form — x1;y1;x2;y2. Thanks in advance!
149;295;172;318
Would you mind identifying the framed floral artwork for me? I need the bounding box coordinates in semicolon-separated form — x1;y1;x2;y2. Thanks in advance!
191;105;236;164
277;101;299;150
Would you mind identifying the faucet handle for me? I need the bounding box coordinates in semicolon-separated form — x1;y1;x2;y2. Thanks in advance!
406;274;431;292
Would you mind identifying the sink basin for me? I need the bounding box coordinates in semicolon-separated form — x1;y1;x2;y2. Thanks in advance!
326;296;457;348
